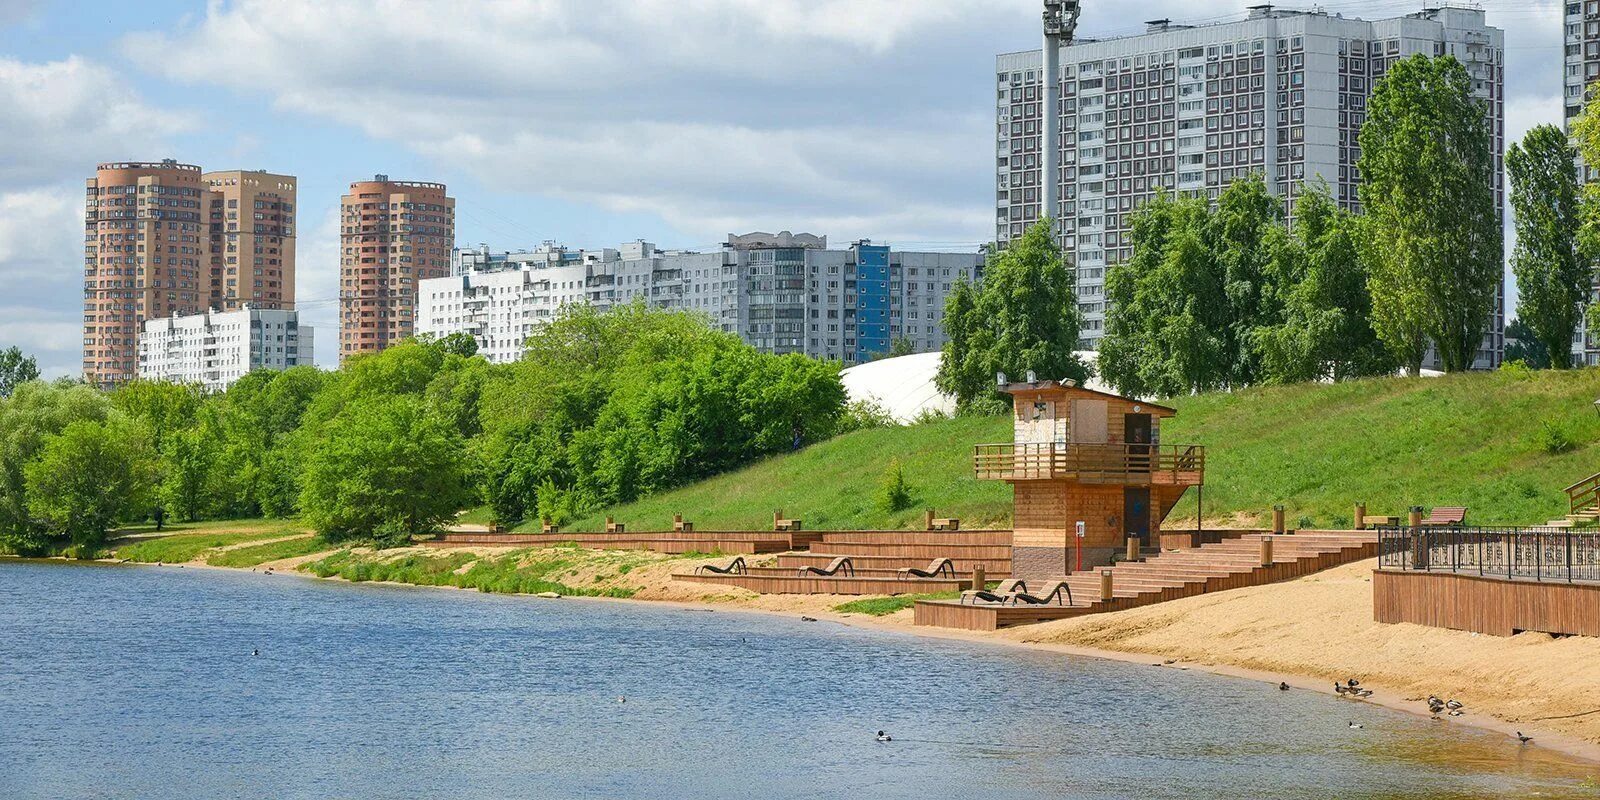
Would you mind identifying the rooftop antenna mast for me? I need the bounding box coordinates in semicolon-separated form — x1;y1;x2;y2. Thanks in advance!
1042;1;1081;245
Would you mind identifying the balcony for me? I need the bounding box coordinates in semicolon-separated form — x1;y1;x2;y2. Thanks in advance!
973;442;1204;486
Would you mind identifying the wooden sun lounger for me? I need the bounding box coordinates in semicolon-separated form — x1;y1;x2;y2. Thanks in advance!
896;558;956;580
797;556;855;578
695;557;748;576
1422;506;1466;527
1008;580;1073;607
961;579;1026;605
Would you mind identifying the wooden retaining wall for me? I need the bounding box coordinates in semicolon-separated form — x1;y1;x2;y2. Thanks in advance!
674;573;970;596
1372;569;1600;638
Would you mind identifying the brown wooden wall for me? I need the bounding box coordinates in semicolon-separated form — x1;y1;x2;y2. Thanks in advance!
1013;482;1160;550
1373;569;1600;637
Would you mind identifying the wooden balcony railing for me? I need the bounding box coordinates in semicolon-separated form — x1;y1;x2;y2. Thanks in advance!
973;442;1205;486
1566;471;1600;516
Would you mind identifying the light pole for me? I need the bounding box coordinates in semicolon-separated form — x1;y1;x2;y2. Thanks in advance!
1041;2;1081;241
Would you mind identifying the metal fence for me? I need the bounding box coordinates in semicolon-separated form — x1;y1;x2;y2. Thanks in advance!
1377;526;1600;584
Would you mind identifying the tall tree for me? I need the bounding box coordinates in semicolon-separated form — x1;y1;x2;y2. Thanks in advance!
0;347;39;398
1357;53;1500;373
24;416;156;555
1564;94;1600;350
1507;124;1583;369
1255;185;1394;383
936;219;1088;411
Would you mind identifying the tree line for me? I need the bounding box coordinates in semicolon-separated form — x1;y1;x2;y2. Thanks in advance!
0;304;849;556
940;53;1597;408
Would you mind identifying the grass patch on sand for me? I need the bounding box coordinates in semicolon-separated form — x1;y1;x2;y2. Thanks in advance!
300;548;638;598
205;536;333;568
832;592;961;616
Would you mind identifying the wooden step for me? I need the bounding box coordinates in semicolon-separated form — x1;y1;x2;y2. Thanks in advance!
674;572;969;596
812;530;1013;546
809;541;1013;559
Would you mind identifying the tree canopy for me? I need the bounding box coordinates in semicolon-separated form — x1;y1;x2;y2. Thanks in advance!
936;218;1088;412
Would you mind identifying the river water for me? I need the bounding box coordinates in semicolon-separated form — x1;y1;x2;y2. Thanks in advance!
0;560;1594;799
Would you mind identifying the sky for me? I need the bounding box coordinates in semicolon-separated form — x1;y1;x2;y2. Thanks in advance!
0;0;1569;378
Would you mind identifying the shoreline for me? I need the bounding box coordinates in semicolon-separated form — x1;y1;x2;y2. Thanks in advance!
14;550;1600;769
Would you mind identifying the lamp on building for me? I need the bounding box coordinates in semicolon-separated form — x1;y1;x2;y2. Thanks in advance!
996;371;1008;387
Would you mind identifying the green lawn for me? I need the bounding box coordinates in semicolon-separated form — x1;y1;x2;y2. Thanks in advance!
112;519;313;563
540;368;1600;531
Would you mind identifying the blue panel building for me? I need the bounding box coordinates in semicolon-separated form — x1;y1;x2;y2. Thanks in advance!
853;244;891;362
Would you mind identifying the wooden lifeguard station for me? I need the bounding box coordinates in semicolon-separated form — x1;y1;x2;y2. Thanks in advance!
974;377;1204;580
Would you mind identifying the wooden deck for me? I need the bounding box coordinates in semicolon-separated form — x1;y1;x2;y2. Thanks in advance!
1373;569;1600;637
914;530;1380;631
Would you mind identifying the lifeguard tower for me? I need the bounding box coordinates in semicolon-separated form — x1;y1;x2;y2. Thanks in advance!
974;375;1204;580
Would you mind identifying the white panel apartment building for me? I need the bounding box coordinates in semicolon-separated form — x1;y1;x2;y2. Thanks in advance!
138;307;314;391
997;5;1505;368
417;233;983;365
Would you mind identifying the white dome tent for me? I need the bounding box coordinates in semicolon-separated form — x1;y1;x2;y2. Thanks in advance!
840;351;1112;424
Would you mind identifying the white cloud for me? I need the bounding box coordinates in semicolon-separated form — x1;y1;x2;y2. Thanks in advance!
123;0;1031;244
293;205;344;367
0;56;193;186
0;187;81;290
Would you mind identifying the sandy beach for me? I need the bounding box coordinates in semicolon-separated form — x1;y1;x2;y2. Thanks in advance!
98;541;1600;767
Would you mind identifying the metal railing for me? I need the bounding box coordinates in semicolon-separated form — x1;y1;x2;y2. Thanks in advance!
1377;526;1600;584
972;442;1204;485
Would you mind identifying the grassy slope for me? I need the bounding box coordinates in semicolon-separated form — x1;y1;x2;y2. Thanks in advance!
555;368;1600;531
547;415;1013;532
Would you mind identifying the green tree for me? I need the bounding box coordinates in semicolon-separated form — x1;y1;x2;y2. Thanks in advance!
0;347;39;398
1256;185;1394;383
24;416;155;556
1503;318;1551;369
299;396;472;545
1358;53;1500;373
1507;124;1583;369
0;382;113;554
1099;190;1229;397
937;219;1088;411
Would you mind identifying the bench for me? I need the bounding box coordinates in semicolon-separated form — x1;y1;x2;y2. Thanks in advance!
540;518;556;534
924;509;960;531
672;514;694;533
1422;506;1467;527
773;510;803;532
604;517;625;533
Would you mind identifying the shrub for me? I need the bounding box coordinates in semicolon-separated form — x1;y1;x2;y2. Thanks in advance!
1537;421;1577;455
877;458;914;513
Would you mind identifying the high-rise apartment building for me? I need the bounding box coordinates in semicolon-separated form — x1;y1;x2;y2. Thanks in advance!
339;175;455;361
997;6;1504;368
203;170;296;312
83;160;299;386
1565;2;1600;365
416;233;982;365
138;307;314;392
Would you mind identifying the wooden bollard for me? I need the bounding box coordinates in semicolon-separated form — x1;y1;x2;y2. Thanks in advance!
972;564;986;593
1272;505;1285;535
1099;569;1114;602
1260;535;1274;567
1125;536;1140;563
924;508;935;531
773;509;783;530
1354;503;1366;531
1408;506;1423;530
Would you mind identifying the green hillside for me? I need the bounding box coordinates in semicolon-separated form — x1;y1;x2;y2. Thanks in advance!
548;367;1600;532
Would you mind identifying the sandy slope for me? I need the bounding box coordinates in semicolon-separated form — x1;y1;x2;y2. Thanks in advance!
995;558;1600;751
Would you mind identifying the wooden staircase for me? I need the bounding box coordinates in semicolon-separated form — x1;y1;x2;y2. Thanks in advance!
913;530;1380;631
1547;472;1600;529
